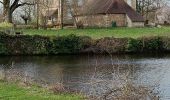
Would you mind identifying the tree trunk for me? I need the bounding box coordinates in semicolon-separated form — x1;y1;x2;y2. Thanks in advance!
3;10;13;23
3;0;11;22
24;19;28;25
36;0;40;29
58;0;64;29
8;12;13;23
3;0;14;23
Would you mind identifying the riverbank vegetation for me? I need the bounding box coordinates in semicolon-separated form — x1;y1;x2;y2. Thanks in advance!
0;32;169;55
0;65;83;100
19;27;170;39
0;81;82;100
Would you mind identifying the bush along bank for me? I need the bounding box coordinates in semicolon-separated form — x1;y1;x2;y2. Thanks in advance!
0;33;169;55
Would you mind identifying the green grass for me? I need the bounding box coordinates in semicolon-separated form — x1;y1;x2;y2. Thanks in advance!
19;27;170;39
0;81;82;100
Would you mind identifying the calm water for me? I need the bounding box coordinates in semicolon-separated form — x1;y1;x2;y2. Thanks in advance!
0;54;170;99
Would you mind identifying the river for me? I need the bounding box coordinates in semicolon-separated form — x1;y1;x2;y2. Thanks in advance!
0;54;170;99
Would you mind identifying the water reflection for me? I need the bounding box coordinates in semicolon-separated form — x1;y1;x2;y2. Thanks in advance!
0;54;170;99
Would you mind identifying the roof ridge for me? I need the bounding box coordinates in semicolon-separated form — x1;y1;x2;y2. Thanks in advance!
124;3;144;22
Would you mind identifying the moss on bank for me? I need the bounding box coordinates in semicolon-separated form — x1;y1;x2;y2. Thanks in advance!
0;32;169;55
0;81;82;100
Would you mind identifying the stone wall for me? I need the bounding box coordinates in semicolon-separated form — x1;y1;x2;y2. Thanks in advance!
126;15;144;27
131;22;144;27
77;14;126;27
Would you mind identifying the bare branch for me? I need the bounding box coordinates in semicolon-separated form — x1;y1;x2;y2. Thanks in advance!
10;0;34;13
17;2;34;7
0;1;3;4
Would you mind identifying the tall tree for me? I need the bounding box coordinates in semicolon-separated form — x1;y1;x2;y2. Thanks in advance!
59;0;64;29
136;0;166;20
66;0;86;28
0;0;34;23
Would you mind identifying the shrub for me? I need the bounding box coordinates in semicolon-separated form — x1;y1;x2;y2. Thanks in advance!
95;37;128;53
0;34;86;55
0;34;50;55
52;34;83;54
161;37;170;51
0;34;8;54
127;38;143;52
16;25;37;29
143;37;164;51
76;21;84;29
0;42;7;54
0;22;13;30
0;33;167;55
30;35;50;54
0;22;14;34
78;36;93;49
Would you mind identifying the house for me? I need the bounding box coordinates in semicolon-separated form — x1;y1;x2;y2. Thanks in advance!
75;0;144;27
40;0;73;27
39;0;60;27
40;0;144;28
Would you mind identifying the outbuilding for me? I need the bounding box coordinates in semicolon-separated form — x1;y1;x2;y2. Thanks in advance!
75;0;144;27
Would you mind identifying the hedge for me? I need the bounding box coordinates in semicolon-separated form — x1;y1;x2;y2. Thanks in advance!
0;32;169;55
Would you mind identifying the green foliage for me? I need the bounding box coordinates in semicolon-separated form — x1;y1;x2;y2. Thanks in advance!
143;37;164;51
0;22;13;30
127;37;165;53
0;33;167;55
0;34;92;55
0;42;7;54
0;34;50;55
52;34;83;54
30;35;49;54
78;36;93;49
0;22;14;35
0;81;82;100
0;34;8;55
127;38;143;52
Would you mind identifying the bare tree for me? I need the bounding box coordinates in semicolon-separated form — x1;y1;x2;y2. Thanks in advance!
0;0;34;23
20;15;29;25
38;0;54;29
136;0;167;21
36;0;40;29
66;0;87;28
20;2;34;25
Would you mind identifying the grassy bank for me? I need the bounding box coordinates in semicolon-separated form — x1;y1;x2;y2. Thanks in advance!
20;27;170;39
0;81;82;100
